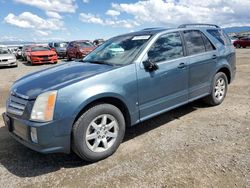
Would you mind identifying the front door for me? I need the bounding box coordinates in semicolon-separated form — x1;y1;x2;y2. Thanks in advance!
137;32;189;121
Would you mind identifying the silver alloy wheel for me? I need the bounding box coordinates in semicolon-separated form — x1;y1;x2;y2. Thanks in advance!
85;114;119;153
214;78;226;101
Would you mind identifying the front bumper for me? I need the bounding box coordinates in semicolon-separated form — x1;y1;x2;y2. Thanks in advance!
0;60;17;67
57;51;66;58
31;56;58;64
2;112;71;154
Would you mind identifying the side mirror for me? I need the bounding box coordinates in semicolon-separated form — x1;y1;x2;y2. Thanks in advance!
143;59;159;72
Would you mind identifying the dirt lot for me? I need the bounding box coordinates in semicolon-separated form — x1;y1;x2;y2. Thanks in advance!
0;50;249;188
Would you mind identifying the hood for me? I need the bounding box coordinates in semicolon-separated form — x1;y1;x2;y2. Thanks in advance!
80;46;95;52
0;54;15;59
11;61;115;99
30;50;56;56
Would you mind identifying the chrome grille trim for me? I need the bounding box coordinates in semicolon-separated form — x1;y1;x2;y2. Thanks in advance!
7;94;28;116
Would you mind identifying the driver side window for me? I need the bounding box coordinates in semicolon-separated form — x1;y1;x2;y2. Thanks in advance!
148;32;184;63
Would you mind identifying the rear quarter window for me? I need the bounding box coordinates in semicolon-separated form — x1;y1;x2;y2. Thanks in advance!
207;29;231;46
201;33;215;51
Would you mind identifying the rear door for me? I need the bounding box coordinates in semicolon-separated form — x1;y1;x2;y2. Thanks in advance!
182;30;217;101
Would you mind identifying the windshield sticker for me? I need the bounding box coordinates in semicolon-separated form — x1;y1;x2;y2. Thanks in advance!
132;35;151;40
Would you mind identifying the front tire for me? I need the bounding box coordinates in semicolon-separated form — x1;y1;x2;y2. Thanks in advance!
72;104;125;162
204;72;228;106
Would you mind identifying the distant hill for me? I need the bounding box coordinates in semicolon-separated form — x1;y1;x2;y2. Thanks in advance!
224;26;250;33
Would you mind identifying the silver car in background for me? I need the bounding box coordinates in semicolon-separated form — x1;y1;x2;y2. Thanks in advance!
0;47;17;67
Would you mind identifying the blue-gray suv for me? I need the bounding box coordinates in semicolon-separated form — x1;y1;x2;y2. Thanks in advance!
2;24;236;161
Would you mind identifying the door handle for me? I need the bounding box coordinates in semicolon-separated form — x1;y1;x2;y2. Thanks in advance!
212;54;217;59
178;63;186;69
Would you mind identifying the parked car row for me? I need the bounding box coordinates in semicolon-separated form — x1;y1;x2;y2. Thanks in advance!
0;39;105;67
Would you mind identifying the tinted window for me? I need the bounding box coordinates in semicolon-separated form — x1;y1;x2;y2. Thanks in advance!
207;29;231;45
148;32;183;63
201;33;215;51
183;30;206;55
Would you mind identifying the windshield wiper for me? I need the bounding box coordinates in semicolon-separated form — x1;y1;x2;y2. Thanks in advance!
81;60;114;66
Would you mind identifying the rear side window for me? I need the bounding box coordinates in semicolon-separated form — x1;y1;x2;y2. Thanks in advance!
207;29;231;45
201;33;215;51
148;32;184;63
183;30;206;55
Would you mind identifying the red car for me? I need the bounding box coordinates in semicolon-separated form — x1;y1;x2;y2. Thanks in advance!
26;46;58;65
66;40;95;61
233;37;250;48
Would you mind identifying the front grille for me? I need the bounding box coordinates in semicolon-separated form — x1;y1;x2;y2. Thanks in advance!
37;55;54;58
0;59;8;62
7;94;28;116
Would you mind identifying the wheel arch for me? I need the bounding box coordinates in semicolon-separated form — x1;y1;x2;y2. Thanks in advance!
216;66;231;84
73;96;132;128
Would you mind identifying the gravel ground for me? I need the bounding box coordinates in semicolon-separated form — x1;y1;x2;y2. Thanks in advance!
0;50;249;188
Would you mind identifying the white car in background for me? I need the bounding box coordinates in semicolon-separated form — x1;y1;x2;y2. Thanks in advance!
0;47;17;67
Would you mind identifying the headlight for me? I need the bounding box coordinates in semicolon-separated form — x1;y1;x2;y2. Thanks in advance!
31;90;57;122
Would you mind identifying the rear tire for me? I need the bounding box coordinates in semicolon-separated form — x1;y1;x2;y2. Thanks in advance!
204;72;228;106
67;53;72;61
76;53;81;60
236;44;241;48
72;104;125;162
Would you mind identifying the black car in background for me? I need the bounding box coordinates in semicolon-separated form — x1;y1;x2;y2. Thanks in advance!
48;42;68;58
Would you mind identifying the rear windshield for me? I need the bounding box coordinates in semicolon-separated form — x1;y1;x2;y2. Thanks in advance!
31;47;50;52
207;29;231;45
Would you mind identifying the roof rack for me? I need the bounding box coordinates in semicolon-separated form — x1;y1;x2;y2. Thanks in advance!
141;27;165;31
178;24;220;29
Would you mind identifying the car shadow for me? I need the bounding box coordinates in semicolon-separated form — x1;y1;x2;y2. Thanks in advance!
22;62;57;66
0;101;202;178
0;66;18;69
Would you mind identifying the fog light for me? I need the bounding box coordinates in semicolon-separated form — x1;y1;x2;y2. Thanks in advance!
30;127;38;143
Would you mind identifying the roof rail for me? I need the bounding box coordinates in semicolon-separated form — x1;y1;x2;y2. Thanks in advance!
178;24;220;29
141;27;165;31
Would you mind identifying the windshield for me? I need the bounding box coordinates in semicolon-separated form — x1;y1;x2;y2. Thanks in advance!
0;48;10;54
31;46;50;52
54;42;68;48
83;34;151;65
79;42;94;48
